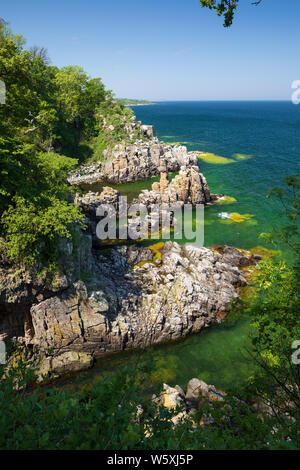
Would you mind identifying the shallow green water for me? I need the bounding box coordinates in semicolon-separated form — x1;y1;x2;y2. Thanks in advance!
59;315;255;395
80;175;160;203
80;172;178;203
67;102;300;393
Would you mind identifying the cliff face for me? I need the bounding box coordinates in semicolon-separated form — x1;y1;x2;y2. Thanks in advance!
0;229;259;377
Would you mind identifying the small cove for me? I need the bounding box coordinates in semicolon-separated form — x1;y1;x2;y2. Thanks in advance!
64;101;300;393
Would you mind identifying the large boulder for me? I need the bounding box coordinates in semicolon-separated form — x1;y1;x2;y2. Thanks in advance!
141;125;156;138
153;378;226;427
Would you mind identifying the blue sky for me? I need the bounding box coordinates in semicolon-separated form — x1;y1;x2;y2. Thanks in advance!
2;0;300;100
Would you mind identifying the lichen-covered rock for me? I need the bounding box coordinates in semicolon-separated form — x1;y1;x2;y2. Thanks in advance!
160;384;186;410
38;351;93;380
153;378;226;427
0;226;258;376
133;165;213;207
23;241;253;360
186;378;226;410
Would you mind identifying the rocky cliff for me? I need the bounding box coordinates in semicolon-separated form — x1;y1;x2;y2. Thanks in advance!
68;139;199;186
0;228;260;377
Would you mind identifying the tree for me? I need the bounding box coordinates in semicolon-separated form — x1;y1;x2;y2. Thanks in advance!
236;175;300;449
0;20;146;265
0;24;84;266
200;0;263;27
29;46;50;65
55;65;89;126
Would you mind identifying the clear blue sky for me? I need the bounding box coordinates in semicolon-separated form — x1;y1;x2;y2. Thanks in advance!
2;0;300;100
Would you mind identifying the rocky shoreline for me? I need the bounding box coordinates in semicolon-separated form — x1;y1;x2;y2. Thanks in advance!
0;232;260;378
0;123;260;379
68;138;201;186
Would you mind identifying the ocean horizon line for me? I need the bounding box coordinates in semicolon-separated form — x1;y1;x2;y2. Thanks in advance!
131;99;292;103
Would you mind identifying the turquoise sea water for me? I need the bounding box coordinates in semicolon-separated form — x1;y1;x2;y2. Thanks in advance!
134;101;300;251
65;102;300;393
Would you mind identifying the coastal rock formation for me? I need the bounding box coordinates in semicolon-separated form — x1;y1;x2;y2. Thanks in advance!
69;161;103;186
134;163;213;206
68;139;198;186
141;124;156;139
73;166;216;248
155;378;226;409
75;187;120;217
0;229;259;376
29;241;249;355
74;187;121;242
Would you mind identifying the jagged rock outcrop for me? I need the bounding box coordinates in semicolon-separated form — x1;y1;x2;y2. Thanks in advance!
29;241;249;355
141;124;156;139
74;187;121;242
134;163;213;207
156;378;226;409
0;229;260;377
73;166;219;246
75;187;120;218
68;139;198;186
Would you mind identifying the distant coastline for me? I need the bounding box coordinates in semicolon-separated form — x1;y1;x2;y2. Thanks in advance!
129;102;155;107
117;98;154;107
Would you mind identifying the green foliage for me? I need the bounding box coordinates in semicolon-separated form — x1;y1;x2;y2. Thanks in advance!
0;22;140;266
2;195;83;266
90;95;144;162
236;176;300;448
240;255;300;449
200;0;240;27
200;0;263;27
264;174;300;252
0;144;84;265
55;66;89;124
0;345;298;450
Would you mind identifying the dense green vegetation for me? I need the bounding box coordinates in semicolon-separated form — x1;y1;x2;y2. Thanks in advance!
0;19;299;450
0;21;143;266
